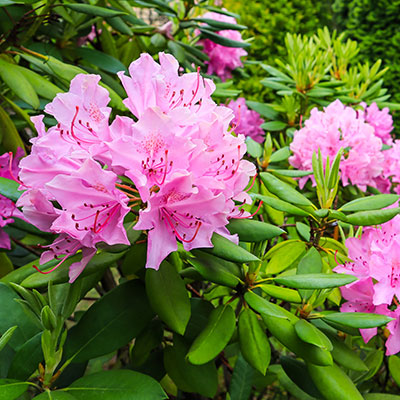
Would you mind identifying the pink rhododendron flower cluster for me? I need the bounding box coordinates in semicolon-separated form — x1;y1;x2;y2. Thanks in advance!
289;100;389;191
334;215;400;355
227;97;265;143
0;149;24;249
197;12;247;81
361;102;394;145
17;52;256;282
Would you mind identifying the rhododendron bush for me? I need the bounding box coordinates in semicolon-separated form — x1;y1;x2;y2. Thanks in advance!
1;2;400;400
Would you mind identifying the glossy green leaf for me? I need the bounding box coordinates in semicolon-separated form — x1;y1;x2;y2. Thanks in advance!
188;250;241;287
199;28;250;48
259;284;302;303
0;326;17;353
7;332;42;381
266;240;306;274
321;312;393;328
0;283;40;351
15;66;63;100
33;392;76;399
75;48;127;74
245;137;263;158
0;59;39;109
297;247;322;299
308;363;363;400
389;355;400;386
63;280;153;363
187;305;235;365
0;177;21;203
294;319;332;351
0;379;29;400
146;261;190;335
271;169;313;178
63;4;127;17
269;147;291;163
246;101;279;119
352;349;384;383
296;222;311;241
0;106;25;154
274;273;357;289
20;251;126;288
238;308;270;375
346;207;400;226
261;121;287;131
206;233;259;263
227;218;284;242
252;193;311;216
364;395;400;400
164;335;218;398
244;291;293;321
229;353;254;400
260;172;314;207
63;370;166;400
194;17;246;31
280;357;322;399
277;365;316;400
340;194;399;212
0;252;13;278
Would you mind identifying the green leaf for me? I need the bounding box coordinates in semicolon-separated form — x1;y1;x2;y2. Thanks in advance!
63;280;154;363
0;379;29;400
0;253;13;278
194;18;247;31
0;0;15;6
146;261;190;335
227;219;284;242
271;169;313;178
199;28;250;48
188;250;241;288
346;207;400;226
269;147;291;163
244;291;292;321
274;273;357;289
321;312;393;329
0;326;17;353
15;65;63;100
63;4;127;17
296;222;311;241
33;392;76;399
245;137;263;158
7;332;42;381
364;395;400;400
294;320;332;351
0;283;40;351
0;106;25;154
0;59;39;109
229;353;254;400
246;101;279;120
20;251;126;288
251;193;311;217
75;48;127;74
277;365;316;400
260;121;287;131
238;308;271;375
259;284;302;303
260;172;314;207
206;233;259;263
307;363;363;400
187;304;235;365
0;177;21;202
340;194;399;212
389;355;400;386
63;370;166;400
280;357;322;399
352;349;384;383
297;247;322;299
266;240;306;274
164;335;218;398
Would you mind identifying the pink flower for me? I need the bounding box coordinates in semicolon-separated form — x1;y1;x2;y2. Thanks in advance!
135;173;228;269
382;140;400;194
0;149;24;249
197;12;247;81
289;100;385;191
385;307;400;355
227;98;265;143
361;102;393;145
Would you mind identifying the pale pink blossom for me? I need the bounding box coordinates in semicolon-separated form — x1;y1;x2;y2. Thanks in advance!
361;102;394;145
289;100;385;191
227;98;265;143
385;307;400;355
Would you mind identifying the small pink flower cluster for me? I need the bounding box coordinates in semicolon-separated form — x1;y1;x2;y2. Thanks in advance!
17;53;255;282
289;100;393;192
227;98;265;143
334;216;400;355
198;12;247;81
0;149;24;249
